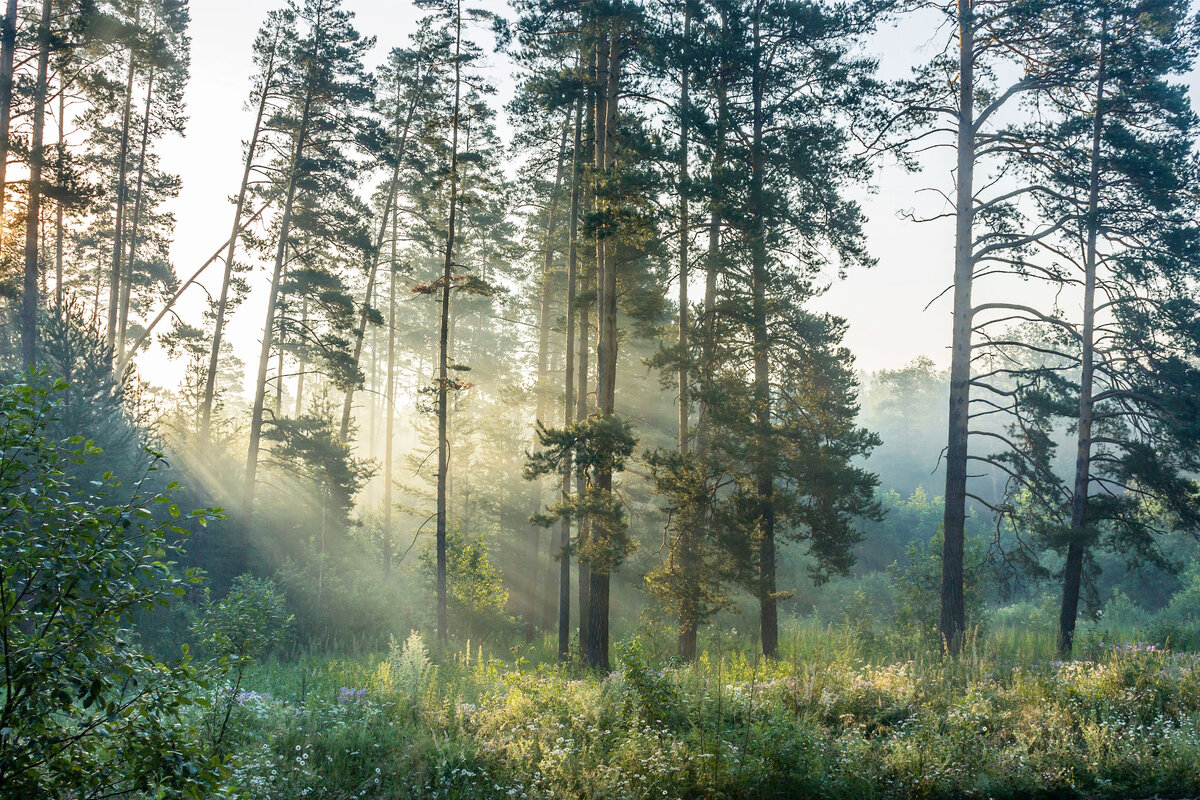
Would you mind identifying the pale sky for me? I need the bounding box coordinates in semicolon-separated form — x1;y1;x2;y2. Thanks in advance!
153;1;1200;392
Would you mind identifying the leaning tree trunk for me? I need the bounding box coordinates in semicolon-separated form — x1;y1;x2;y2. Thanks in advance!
338;75;421;443
244;90;313;511
940;0;976;657
20;0;50;368
117;65;156;358
1059;22;1107;658
201;28;279;444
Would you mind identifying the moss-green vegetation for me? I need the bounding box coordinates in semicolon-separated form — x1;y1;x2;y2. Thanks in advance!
217;625;1200;800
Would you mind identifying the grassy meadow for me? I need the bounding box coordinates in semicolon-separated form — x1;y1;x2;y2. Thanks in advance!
213;621;1200;800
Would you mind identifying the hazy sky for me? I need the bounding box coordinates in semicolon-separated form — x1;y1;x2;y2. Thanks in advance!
154;1;1200;390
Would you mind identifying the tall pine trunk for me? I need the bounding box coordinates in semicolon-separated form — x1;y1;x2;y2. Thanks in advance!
0;0;19;247
117;65;156;358
749;2;777;660
576;155;593;655
294;296;308;416
1060;20;1107;658
436;0;464;647
940;0;975;657
202;28;279;443
244;90;313;510
54;80;63;307
107;10;139;351
530;116;570;640
20;0;50;368
339;76;422;442
383;209;398;572
559;95;582;662
587;23;622;672
692;31;726;660
675;0;696;661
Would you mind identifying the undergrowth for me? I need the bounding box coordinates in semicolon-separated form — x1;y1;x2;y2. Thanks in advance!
215;620;1200;800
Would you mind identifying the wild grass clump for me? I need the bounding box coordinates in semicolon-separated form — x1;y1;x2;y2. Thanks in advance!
222;627;1200;800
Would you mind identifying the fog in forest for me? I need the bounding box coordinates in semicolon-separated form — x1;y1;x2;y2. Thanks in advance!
4;1;1200;797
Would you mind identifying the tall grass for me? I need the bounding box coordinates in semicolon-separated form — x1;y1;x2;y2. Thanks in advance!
219;620;1200;800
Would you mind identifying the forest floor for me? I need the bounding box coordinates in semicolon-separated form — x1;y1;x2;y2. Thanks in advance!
215;625;1200;800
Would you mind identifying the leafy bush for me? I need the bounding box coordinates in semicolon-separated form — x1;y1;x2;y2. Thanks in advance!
196;574;292;664
195;574;292;749
617;638;683;728
890;525;991;646
1149;562;1200;650
420;531;513;640
0;374;225;798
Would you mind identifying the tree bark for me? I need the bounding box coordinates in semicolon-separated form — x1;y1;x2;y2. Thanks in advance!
20;0;50;368
244;89;313;511
1060;18;1107;658
107;6;140;351
749;0;777;660
117;64;156;358
436;0;464;647
940;0;976;657
201;26;279;444
0;0;19;248
558;95;583;662
338;73;422;443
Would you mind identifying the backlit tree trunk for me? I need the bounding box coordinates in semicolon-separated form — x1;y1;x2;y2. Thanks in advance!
748;1;777;660
20;0;50;368
117;65;156;357
586;21;622;672
940;0;975;657
435;0;465;647
107;7;140;351
244;90;313;511
383;208;398;571
675;0;695;661
1059;20;1107;657
0;0;19;248
530;114;569;641
558;95;582;661
201;25;280;444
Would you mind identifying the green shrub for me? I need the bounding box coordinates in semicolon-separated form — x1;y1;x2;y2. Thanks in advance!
195;574;292;749
0;374;225;798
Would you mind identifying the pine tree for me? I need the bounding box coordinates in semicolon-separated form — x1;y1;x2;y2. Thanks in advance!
242;0;375;512
976;0;1200;655
199;9;286;444
891;0;1088;654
